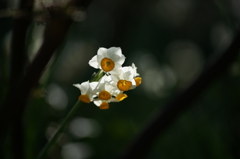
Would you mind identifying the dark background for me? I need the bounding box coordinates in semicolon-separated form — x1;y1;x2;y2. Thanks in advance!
1;0;240;159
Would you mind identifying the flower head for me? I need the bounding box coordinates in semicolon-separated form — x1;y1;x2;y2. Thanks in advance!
93;92;127;109
92;77;127;109
73;81;98;103
128;63;142;87
110;67;135;91
74;47;141;109
89;47;126;73
110;63;142;91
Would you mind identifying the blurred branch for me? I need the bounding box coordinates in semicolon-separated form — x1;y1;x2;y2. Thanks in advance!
9;0;34;159
0;0;92;155
9;0;33;86
118;31;240;159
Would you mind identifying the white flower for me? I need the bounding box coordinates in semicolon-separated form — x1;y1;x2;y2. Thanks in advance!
93;93;127;109
73;47;141;110
110;67;136;91
73;81;98;103
93;78;127;109
129;63;139;77
88;47;126;73
124;63;142;87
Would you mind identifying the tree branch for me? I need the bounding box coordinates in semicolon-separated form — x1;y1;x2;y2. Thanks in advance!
117;31;240;159
9;0;34;159
0;0;92;152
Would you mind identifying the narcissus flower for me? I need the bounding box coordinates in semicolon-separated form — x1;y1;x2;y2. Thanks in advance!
93;92;127;109
129;63;142;87
73;81;98;103
111;67;136;91
92;77;127;109
89;47;126;73
74;47;141;109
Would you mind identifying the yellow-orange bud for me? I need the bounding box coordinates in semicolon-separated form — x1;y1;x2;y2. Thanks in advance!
78;95;91;103
100;102;109;109
134;77;142;86
116;94;128;101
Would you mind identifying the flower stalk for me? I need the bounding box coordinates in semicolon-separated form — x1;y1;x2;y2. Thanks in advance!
37;69;106;159
37;100;82;159
90;69;105;82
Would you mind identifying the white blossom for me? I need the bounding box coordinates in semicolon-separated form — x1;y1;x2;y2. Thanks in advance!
73;81;98;103
88;47;125;73
74;47;141;109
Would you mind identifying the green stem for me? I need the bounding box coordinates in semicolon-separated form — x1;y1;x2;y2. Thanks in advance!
37;100;82;159
90;69;105;82
37;70;104;158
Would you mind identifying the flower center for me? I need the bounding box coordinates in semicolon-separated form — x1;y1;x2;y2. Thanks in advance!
100;102;109;109
134;77;142;86
78;95;91;103
116;93;128;101
117;80;132;91
98;90;111;100
100;58;115;72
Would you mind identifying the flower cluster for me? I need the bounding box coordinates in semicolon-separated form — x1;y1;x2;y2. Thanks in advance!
73;47;142;109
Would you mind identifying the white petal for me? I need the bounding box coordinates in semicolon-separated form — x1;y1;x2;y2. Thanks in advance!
80;81;90;94
97;54;104;64
132;63;138;71
107;47;126;65
108;47;122;56
105;84;115;92
110;74;120;82
122;66;130;72
106;48;120;58
117;54;126;65
99;75;107;84
93;100;102;106
104;75;112;82
111;63;122;72
110;67;122;75
97;47;108;57
89;55;99;69
109;98;119;102
73;84;81;91
111;88;122;96
107;52;121;62
123;71;133;81
90;82;99;90
96;81;105;91
130;79;136;90
131;63;139;76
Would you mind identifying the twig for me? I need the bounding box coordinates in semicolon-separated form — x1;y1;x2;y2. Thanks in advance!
0;0;92;153
117;31;240;159
9;0;34;159
9;0;33;86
